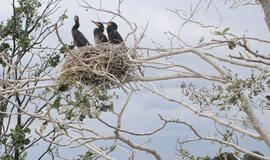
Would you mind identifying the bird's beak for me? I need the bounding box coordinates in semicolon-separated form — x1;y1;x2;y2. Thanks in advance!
103;22;111;26
91;20;97;25
92;20;101;27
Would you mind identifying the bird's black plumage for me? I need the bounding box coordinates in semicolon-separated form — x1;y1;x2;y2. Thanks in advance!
104;22;123;44
91;21;108;44
72;15;90;47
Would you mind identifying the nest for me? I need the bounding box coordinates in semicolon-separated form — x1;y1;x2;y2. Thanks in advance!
60;43;138;86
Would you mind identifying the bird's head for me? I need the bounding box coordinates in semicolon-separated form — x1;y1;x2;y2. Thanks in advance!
104;22;118;30
91;21;102;27
74;15;79;22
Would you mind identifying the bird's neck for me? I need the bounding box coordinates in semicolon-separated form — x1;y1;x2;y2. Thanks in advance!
107;26;114;32
73;21;79;30
98;25;104;32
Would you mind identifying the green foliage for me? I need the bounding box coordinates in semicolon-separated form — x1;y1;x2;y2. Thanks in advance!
222;129;233;141
52;96;61;109
213;27;230;36
70;84;115;120
0;155;13;160
0;43;10;67
93;88;114;112
223;28;230;33
199;36;205;44
215;152;238;160
180;71;268;112
202;156;211;160
0;0;67;159
74;145;116;160
76;151;93;160
228;41;236;50
243;151;264;160
17;35;31;49
9;125;31;150
45;82;117;122
198;151;264;160
113;69;125;77
0;43;10;52
47;54;60;67
41;52;62;68
58;83;70;92
59;13;68;21
178;148;202;160
2;0;44;50
0;125;31;159
60;44;74;53
17;0;42;18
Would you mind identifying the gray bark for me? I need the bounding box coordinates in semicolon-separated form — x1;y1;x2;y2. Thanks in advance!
242;95;270;149
260;0;270;33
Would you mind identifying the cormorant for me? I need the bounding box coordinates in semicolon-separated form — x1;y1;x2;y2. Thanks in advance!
91;21;108;44
104;22;123;44
72;15;90;47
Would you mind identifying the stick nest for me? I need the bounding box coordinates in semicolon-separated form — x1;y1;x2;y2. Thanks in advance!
60;43;138;86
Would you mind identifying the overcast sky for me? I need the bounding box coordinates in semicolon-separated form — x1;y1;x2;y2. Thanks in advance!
1;0;270;159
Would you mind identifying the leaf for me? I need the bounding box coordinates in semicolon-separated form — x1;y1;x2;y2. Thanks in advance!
108;104;114;112
66;110;73;120
58;83;69;92
199;36;204;44
98;94;108;101
180;83;186;88
68;44;74;49
58;106;68;114
214;31;222;35
12;91;19;97
45;87;51;93
218;147;222;153
267;80;270;89
110;145;116;152
228;41;236;50
223;27;230;33
74;91;80;101
23;128;31;134
40;123;46;134
24;138;30;145
60;46;67;53
52;96;61;109
48;54;60;67
60;13;68;20
266;95;270;101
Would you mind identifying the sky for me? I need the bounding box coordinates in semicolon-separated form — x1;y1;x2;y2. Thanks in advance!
1;0;270;159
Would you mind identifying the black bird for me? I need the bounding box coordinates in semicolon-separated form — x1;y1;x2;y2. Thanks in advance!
91;21;108;44
72;15;90;47
104;22;123;44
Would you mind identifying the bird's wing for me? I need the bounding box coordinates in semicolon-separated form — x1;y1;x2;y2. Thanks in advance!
113;30;123;43
77;31;89;43
101;34;108;42
77;30;89;45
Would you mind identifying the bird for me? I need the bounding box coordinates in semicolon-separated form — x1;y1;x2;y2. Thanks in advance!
104;22;123;44
91;21;108;44
72;15;90;47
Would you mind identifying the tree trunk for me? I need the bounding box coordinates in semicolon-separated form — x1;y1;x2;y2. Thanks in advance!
242;95;270;149
260;0;270;34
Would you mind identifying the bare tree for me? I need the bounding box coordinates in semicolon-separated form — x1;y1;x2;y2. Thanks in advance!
1;0;270;160
0;0;66;159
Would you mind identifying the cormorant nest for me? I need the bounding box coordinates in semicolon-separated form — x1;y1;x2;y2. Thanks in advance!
60;43;138;87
